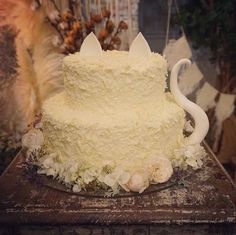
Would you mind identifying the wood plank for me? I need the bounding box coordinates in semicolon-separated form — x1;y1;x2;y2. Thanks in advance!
0;144;236;225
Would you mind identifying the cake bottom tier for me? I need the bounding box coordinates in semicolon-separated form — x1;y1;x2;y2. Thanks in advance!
42;92;186;174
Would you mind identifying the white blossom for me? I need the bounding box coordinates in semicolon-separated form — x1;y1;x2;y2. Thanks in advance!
102;166;130;192
42;157;55;168
184;145;205;169
48;10;60;24
31;1;40;11
59;22;69;30
102;167;123;187
34;122;43;129
127;171;149;193
173;144;206;169
22;128;44;151
81;168;97;184
52;36;62;47
147;155;173;184
72;184;81;193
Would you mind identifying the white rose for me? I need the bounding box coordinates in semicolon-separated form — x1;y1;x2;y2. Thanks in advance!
127;171;149;193
147;155;173;183
72;184;81;193
22;128;44;151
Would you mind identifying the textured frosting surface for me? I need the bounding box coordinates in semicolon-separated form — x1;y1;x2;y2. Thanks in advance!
40;49;197;193
63;51;167;112
42;92;185;172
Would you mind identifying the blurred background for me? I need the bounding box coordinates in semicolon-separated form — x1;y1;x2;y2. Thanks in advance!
0;0;235;178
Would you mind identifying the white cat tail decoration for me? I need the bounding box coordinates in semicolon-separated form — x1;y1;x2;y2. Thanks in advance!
170;59;209;144
128;33;209;144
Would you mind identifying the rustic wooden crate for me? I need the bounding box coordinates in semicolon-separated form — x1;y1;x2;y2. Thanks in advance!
0;143;236;234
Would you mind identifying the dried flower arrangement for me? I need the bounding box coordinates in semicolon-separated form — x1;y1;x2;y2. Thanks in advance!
33;0;128;54
0;0;128;154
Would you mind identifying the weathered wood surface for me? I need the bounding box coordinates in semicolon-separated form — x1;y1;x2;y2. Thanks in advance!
0;144;236;226
0;224;236;235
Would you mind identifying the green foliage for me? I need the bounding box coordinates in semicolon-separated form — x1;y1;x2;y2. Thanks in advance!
174;0;236;92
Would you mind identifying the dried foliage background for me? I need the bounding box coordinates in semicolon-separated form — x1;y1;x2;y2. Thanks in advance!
0;0;128;155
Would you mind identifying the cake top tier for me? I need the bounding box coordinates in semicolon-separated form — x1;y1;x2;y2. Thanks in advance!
63;50;166;72
63;32;166;72
63;33;168;112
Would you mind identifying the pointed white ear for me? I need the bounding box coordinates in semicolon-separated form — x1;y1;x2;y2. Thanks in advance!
129;32;151;58
80;32;103;57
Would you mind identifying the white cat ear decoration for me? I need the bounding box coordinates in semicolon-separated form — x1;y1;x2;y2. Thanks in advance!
80;32;209;144
129;32;151;58
128;33;209;144
80;32;103;57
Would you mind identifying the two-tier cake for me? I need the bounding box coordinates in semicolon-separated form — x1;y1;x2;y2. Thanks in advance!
22;33;209;194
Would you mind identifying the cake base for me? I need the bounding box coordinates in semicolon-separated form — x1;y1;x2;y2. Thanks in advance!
42;92;185;169
39;91;190;193
27;155;194;198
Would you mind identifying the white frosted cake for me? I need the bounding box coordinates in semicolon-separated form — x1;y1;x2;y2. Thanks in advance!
22;33;209;194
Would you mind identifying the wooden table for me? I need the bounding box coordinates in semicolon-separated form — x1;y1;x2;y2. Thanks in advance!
0;144;236;235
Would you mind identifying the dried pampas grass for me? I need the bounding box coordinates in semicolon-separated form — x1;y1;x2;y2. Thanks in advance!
0;0;64;151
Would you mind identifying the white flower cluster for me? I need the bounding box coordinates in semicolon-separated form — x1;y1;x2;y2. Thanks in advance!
22;128;44;154
100;166;130;193
21;127;206;195
173;143;206;170
21;127;174;194
35;153;174;194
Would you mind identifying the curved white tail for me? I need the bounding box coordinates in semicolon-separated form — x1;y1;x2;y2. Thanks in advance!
170;59;209;144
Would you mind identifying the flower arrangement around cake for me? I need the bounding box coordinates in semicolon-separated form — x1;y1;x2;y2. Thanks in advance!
22;33;209;196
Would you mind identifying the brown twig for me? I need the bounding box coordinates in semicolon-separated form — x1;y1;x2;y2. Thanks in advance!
46;16;64;41
108;21;127;47
50;0;60;12
68;0;75;15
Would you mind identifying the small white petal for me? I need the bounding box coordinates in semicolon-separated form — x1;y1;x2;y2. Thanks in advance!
118;172;130;185
48;10;60;23
31;1;39;11
103;174;116;187
73;184;81;193
42;158;54;168
22;128;44;150
52;36;62;47
46;168;56;177
35;122;43;129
